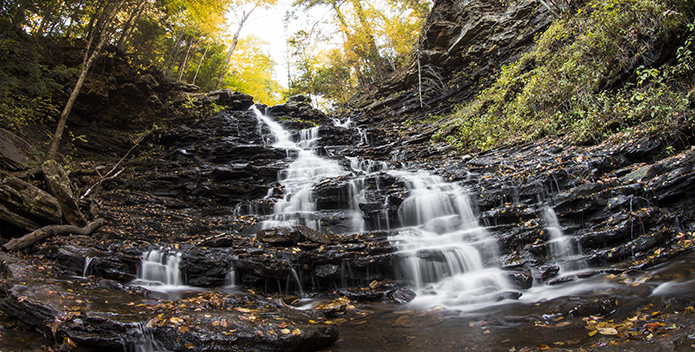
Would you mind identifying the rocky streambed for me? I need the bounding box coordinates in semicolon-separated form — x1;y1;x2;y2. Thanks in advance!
2;95;695;351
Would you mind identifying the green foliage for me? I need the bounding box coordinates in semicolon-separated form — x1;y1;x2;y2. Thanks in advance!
437;0;695;152
288;0;429;106
0;32;73;132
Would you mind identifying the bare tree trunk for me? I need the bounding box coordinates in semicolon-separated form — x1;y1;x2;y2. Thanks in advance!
178;32;199;82
216;8;256;89
116;0;147;50
46;0;126;160
192;42;210;85
3;219;106;251
46;35;109;160
161;30;185;75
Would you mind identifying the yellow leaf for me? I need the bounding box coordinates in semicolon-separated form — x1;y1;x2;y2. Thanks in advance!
588;330;598;336
292;329;301;336
281;328;291;334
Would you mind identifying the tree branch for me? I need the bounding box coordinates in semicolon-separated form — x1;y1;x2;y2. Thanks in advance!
2;218;106;251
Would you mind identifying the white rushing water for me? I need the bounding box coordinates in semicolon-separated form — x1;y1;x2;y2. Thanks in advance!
542;207;587;272
252;107;514;309
388;170;511;308
131;249;194;292
253;107;348;231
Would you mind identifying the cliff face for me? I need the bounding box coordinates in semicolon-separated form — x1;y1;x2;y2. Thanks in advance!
347;0;553;126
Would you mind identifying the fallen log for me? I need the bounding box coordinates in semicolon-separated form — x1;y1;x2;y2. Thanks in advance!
2;218;105;251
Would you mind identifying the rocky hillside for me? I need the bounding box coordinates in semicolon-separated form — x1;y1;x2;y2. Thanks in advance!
344;0;554;125
1;0;695;351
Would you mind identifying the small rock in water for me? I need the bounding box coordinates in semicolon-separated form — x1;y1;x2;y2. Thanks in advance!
388;288;417;304
532;264;560;281
257;226;298;244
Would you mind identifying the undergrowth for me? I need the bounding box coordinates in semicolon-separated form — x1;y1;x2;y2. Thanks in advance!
0;31;74;133
434;0;695;152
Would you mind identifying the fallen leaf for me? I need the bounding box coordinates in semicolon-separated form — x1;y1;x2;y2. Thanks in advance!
598;327;618;335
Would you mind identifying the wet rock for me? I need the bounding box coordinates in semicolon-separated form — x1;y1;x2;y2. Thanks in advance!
257;226;299;244
294;226;335;244
493;291;523;301
504;271;533;290
0;128;37;171
55;245;139;282
622;165;658;182
196;233;235;247
415;249;447;262
339;288;385;302
619;136;663;160
532;264;560;281
567;296;619;316
314;264;340;279
388;287;416;303
205;90;254;109
267;98;329;126
1;254;337;352
179;248;234;287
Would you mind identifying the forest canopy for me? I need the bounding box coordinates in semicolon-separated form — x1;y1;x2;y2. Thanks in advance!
0;0;429;114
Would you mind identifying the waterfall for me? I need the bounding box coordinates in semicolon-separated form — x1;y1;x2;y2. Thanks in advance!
82;256;93;278
131;249;185;292
252;106;513;309
388;170;511;308
126;321;170;352
224;265;236;288
542;207;586;272
252;107;348;231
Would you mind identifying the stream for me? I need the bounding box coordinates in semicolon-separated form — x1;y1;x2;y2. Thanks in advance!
245;107;695;350
3;107;695;351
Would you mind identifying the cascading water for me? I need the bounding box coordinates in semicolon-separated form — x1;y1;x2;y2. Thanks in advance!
126;321;170;352
82;256;93;278
252;107;348;231
131;249;184;291
252;107;514;308
542;207;587;272
224;265;236;288
388;170;512;308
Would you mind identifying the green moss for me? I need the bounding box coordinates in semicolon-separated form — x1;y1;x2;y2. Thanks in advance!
437;0;695;152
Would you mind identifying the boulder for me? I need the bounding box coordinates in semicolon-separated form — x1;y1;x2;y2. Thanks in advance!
0;128;37;171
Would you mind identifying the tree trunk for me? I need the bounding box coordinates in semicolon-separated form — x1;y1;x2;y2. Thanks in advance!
192;42;210;85
116;0;147;51
216;8;255;89
46;0;126;160
349;0;386;80
3;219;106;251
46;34;109;161
178;34;198;82
161;31;185;74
